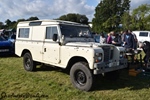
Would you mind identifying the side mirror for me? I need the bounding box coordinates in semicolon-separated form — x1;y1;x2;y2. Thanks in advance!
53;34;58;41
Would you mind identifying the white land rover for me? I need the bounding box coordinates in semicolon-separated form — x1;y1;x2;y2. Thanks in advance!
15;20;127;91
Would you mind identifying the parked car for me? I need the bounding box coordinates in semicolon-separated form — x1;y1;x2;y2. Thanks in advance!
0;35;14;55
132;31;150;48
132;31;150;42
0;37;13;55
0;29;16;55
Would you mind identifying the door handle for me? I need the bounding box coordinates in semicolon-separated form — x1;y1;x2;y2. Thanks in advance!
44;48;46;52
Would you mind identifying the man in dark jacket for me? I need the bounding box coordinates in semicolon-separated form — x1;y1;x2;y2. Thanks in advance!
123;30;136;64
112;33;122;46
123;30;135;50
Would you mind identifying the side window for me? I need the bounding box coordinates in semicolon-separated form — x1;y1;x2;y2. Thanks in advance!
18;28;30;38
139;32;148;37
46;27;58;39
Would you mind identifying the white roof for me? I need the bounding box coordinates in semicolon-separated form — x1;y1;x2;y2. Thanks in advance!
132;31;150;33
17;19;88;27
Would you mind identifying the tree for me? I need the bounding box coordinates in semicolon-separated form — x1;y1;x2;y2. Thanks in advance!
0;22;4;29
145;15;150;30
27;16;39;21
9;21;17;29
5;19;11;26
131;4;150;30
4;19;17;29
1;17;39;30
92;0;130;33
17;18;26;22
57;13;89;25
121;12;132;30
58;15;67;21
77;14;88;25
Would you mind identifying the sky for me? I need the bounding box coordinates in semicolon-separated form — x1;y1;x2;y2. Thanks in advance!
0;0;150;23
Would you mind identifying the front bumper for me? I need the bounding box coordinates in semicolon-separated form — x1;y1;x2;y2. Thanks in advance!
0;47;14;55
93;59;128;75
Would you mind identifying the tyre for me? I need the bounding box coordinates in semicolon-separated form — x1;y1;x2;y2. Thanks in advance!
70;62;93;91
23;52;36;71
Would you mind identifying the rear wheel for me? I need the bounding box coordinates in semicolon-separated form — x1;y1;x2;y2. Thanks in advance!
70;62;93;91
23;52;36;71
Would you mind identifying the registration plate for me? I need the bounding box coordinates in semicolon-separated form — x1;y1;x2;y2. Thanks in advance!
0;49;9;52
108;62;119;67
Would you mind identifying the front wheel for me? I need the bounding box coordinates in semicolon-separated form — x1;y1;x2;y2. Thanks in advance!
70;62;93;91
23;52;36;71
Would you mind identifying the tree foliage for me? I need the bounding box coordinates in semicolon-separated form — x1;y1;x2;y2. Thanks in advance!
131;4;150;30
121;4;150;30
0;22;4;29
57;13;89;25
92;0;130;33
121;12;132;30
0;16;39;30
26;16;39;21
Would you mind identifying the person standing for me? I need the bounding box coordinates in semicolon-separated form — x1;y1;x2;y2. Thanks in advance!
112;33;122;46
106;33;112;44
123;30;135;50
123;30;135;64
139;41;150;68
120;31;126;46
99;33;106;44
132;32;138;50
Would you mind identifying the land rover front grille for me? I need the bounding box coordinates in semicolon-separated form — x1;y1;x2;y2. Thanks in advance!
102;46;113;62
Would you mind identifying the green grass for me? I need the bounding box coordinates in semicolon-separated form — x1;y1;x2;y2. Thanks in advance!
0;55;150;100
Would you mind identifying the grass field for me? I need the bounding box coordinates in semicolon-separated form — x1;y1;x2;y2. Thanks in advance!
0;55;150;100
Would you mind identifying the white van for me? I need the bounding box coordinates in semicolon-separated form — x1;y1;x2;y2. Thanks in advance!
132;31;150;42
15;19;127;91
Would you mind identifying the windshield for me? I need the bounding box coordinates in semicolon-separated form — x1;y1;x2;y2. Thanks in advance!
0;36;6;41
60;24;92;38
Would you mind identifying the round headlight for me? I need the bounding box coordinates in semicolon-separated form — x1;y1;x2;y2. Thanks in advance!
120;54;123;58
97;56;102;61
120;52;123;58
95;53;100;56
95;53;102;62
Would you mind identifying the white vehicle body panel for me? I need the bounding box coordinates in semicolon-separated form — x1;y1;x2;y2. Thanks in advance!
132;31;150;42
15;20;127;74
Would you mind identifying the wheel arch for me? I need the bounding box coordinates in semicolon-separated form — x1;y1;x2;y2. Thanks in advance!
21;49;31;57
66;56;89;71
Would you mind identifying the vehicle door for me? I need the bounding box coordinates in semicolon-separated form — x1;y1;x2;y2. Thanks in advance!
42;26;60;64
